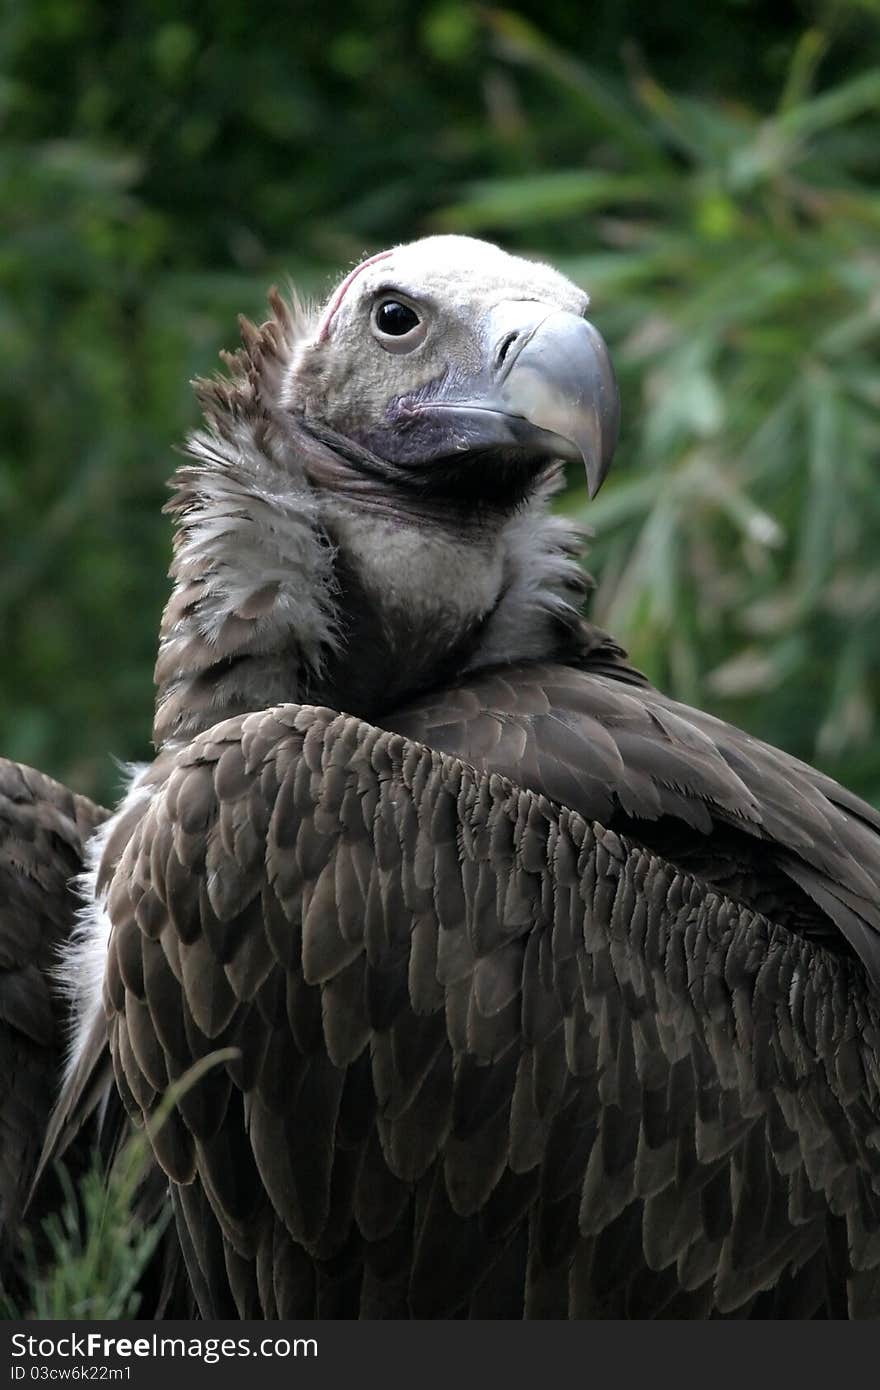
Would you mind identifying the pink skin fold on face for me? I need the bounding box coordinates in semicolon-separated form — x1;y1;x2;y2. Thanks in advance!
315;249;394;342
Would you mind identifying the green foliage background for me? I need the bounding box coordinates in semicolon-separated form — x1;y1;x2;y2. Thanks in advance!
3;0;880;809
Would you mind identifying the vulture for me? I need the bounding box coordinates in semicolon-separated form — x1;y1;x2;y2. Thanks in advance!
5;235;880;1320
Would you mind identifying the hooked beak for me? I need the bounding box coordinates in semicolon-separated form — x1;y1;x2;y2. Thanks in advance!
415;303;620;498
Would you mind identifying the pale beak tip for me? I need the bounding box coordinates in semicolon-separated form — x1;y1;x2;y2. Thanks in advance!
586;466;604;501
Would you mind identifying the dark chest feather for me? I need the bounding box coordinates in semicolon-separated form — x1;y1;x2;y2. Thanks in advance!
308;550;494;720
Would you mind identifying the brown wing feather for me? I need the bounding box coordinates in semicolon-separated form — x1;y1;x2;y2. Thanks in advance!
2;759;193;1319
0;758;107;1293
385;663;880;984
101;704;880;1318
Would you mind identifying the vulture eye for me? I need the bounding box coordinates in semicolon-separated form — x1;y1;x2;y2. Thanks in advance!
371;297;427;354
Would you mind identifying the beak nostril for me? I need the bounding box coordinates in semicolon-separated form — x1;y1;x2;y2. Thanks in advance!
495;331;519;372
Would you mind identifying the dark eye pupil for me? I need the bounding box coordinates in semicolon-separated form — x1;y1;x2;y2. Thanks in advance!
376;301;419;336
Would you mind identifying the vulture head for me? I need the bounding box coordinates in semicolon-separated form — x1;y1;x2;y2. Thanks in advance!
154;236;620;746
289;236;618;501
